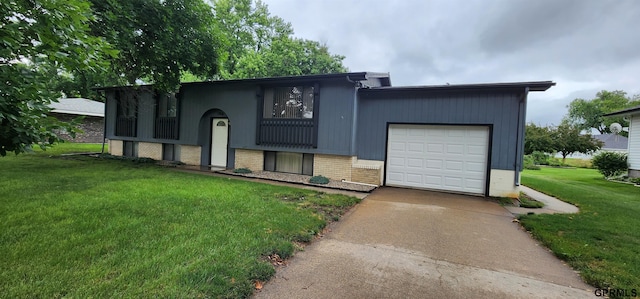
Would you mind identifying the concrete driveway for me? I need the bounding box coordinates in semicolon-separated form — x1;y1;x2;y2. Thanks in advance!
254;187;594;298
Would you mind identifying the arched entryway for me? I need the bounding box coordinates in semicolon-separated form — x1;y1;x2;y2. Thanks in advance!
198;109;230;169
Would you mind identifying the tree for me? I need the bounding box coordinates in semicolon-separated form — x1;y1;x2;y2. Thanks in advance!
566;90;640;137
61;0;222;95
552;122;603;163
211;0;347;79
232;37;347;79
524;123;555;155
1;0;113;156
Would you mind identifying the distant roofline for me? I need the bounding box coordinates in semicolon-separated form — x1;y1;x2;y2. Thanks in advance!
361;81;556;93
94;72;392;91
603;105;640;117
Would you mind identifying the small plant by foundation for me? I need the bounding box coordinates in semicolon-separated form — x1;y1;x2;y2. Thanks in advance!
309;175;330;184
233;168;252;174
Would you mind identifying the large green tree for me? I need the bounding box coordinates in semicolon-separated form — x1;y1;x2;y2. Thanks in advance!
232;37;347;79
1;0;114;156
211;0;347;79
552;122;603;163
524;123;555;155
566;90;640;136
60;0;222;98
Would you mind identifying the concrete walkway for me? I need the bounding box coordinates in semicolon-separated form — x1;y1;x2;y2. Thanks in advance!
254;188;593;298
505;186;580;215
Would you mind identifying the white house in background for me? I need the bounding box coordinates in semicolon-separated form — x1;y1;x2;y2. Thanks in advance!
604;105;640;178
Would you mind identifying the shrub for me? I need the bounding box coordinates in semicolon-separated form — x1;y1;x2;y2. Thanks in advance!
309;175;330;184
531;151;550;165
592;152;628;178
630;177;640;185
233;168;252;174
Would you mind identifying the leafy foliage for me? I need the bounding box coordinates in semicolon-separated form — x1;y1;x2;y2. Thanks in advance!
212;0;347;79
84;0;221;93
309;175;330;184
566;90;640;137
524;122;602;163
0;0;113;156
591;151;628;178
524;123;554;155
233;167;252;174
552;122;603;162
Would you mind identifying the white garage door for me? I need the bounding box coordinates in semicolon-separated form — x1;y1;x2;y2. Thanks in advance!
386;125;489;195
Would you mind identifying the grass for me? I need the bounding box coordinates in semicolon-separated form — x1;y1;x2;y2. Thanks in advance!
518;192;544;208
0;143;361;298
520;167;640;293
561;158;593;169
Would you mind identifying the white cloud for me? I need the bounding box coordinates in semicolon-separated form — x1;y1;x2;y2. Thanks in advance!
263;0;640;125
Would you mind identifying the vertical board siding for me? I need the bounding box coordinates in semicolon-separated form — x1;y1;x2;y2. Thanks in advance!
629;115;640;170
357;90;523;171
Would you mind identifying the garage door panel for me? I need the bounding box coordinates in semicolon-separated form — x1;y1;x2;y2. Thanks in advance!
407;158;423;168
446;144;464;154
386;125;489;195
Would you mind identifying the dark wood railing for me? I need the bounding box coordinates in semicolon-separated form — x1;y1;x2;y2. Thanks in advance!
115;117;137;137
155;117;178;139
258;119;314;147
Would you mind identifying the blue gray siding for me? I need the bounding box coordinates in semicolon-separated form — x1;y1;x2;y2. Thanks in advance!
356;90;526;171
104;79;361;164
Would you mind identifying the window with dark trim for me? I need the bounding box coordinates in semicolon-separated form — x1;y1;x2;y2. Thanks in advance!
263;86;314;119
154;93;179;139
257;84;319;148
115;91;137;137
264;151;313;175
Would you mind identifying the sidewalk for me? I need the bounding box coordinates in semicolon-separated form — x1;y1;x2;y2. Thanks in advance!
504;185;579;215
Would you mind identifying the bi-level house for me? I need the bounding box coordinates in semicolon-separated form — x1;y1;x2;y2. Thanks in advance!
99;72;554;197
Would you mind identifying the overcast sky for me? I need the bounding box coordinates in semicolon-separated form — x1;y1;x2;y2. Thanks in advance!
263;0;640;126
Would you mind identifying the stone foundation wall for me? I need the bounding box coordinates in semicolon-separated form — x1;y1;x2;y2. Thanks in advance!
629;169;640;179
109;140;123;156
234;149;264;171
179;145;201;165
51;113;104;143
137;142;162;160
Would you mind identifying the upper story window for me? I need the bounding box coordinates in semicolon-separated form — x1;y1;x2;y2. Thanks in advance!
263;86;314;119
115;91;137;137
154;93;179;140
157;93;178;118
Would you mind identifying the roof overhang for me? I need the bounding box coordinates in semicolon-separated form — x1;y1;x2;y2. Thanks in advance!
360;81;556;94
93;72;392;91
603;105;640;117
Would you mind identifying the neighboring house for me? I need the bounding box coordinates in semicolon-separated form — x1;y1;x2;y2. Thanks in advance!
98;72;554;197
48;98;105;143
604;105;640;178
553;133;628;160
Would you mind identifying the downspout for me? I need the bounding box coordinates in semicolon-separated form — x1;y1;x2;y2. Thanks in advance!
99;90;107;154
346;75;359;156
514;87;529;186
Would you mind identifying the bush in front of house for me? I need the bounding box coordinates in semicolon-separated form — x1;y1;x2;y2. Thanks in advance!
592;151;628;178
523;155;540;170
531;151;550;165
233;168;252;174
309;175;330;184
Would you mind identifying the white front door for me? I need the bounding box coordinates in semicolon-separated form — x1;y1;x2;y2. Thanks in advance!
211;118;228;167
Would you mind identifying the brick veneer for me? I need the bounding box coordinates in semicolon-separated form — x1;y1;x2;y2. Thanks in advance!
179;145;201;165
313;154;354;181
234;149;264;171
109;140;123;156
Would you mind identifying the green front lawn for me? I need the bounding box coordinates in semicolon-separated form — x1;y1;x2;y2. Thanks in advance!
0;144;360;298
520;167;640;291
